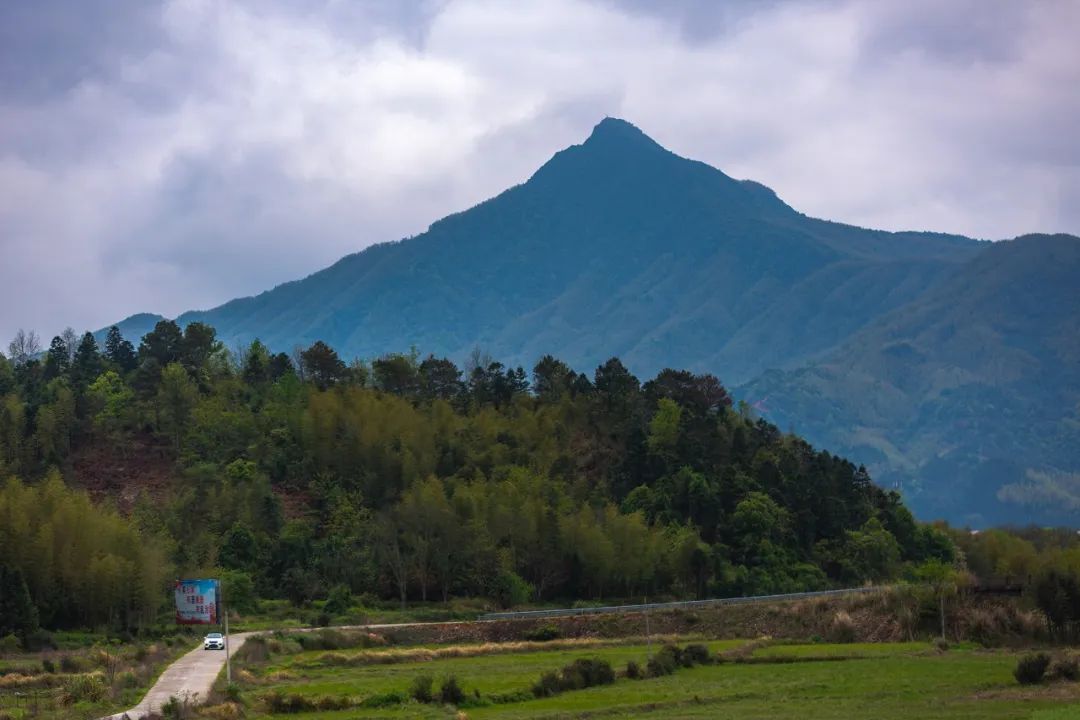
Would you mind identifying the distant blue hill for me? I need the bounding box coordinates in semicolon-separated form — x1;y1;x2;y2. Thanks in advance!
105;117;1079;526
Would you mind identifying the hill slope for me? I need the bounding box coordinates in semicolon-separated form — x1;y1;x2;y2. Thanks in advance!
742;233;1080;526
107;118;1078;524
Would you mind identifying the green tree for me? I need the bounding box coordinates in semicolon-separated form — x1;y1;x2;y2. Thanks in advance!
1033;567;1080;640
418;355;462;402
157;362;198;451
301;341;347;390
373;352;420;397
139;319;184;366
840;518;902;583
43;335;70;380
104;326;138;373
181;322;221;372
220;569;258;614
242;339;272;386
86;370;134;447
219;523;260;571
647;398;682;461
71;331;103;389
34;379;76;464
323;584;353;615
914;559;965;640
532;355;575;401
0;352;13;395
0;565;38;639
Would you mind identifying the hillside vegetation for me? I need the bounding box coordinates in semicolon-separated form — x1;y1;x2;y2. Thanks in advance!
1;319;953;635
98;118;1079;525
744;233;1080;525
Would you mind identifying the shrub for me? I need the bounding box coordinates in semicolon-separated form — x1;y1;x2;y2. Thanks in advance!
59;655;83;673
161;694;197;719
21;629;55;652
524;624;560;642
491;569;533;608
439;675;466;705
410;674;434;703
224;682;243;703
1049;655;1080;682
683;644;712;665
263;690;347;713
624;660;642;679
647;645;681;677
200;702;245;720
361;691;405;708
532;671;561;698
0;634;19;654
489;690;533;704
315;696;350;711
41;658;56;674
61;673;108;704
296;630;344;651
236;637;269;664
829;611;857;643
532;659;614;697
118;670;139;688
264;690;314;713
323;584;353;616
1015;653;1051;685
577;658;615;686
934;638;949;653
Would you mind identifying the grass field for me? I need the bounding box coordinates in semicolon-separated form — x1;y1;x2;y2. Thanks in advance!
226;637;1080;720
0;636;193;720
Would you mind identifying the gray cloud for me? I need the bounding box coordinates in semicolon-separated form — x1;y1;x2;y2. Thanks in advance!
1;0;1077;345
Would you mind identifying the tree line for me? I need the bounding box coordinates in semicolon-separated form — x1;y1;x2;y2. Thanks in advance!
0;318;1029;635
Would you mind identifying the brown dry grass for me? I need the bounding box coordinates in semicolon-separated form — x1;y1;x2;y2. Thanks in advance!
300;634;698;668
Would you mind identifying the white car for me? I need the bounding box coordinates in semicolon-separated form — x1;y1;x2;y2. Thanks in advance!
203;632;225;650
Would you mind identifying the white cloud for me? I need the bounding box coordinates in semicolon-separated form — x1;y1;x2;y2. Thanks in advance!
0;0;1077;343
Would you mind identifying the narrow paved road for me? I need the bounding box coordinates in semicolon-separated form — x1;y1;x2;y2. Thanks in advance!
102;632;256;719
100;623;438;719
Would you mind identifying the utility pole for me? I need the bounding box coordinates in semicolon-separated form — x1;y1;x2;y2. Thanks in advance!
644;597;652;659
221;580;231;684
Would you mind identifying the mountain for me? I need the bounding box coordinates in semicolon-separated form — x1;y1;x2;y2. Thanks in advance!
107;117;1078;525
742;233;1080;526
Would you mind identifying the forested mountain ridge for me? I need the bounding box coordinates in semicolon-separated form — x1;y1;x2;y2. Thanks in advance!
100;118;1078;525
743;232;1080;526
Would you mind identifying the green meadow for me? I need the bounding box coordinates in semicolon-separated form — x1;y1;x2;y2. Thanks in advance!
229;638;1080;720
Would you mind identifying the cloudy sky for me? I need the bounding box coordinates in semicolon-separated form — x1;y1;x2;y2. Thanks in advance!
2;0;1078;344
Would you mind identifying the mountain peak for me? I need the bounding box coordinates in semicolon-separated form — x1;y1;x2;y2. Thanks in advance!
584;116;663;151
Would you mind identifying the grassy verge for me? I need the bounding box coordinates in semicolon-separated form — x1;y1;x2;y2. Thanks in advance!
0;636;193;720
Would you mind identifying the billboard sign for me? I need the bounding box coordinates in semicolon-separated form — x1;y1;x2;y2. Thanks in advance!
175;578;220;625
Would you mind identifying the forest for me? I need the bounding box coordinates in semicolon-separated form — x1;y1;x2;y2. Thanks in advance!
0;320;1076;639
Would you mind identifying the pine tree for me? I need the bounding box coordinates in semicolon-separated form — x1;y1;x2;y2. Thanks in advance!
71;332;103;388
43;336;70;380
104;326;138;373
